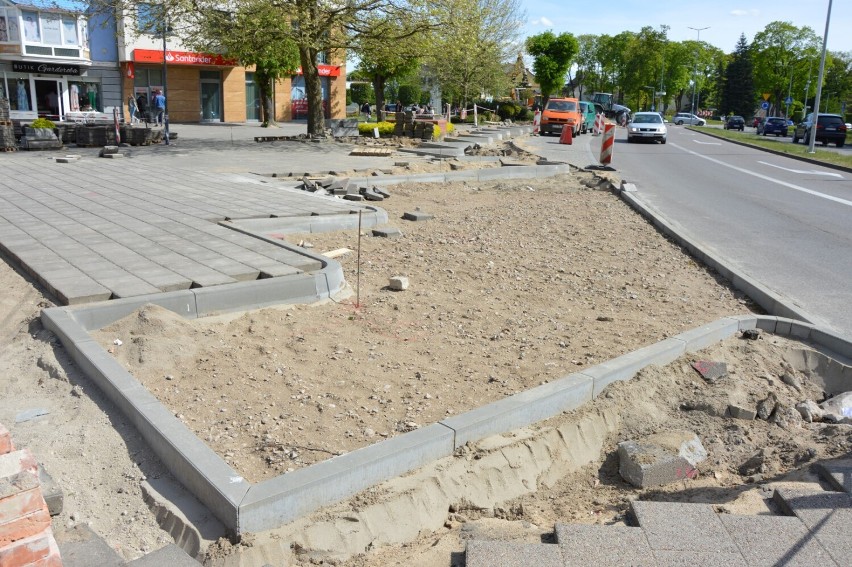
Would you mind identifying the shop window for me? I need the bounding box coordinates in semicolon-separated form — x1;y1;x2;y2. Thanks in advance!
69;81;100;112
2;78;32;111
137;4;158;34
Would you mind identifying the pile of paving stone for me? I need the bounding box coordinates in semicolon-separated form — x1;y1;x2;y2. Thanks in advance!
1;98;17;151
297;175;391;202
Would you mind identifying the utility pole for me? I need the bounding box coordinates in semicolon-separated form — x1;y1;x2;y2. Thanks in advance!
807;0;832;154
688;26;709;113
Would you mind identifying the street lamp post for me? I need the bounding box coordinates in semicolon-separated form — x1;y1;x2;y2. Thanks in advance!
688;26;709;113
807;0;832;154
162;10;170;145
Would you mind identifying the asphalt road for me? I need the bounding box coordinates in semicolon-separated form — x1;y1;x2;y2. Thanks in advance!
523;126;852;339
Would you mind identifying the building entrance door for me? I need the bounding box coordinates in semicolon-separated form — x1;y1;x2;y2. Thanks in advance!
245;72;260;122
34;78;63;119
200;72;221;122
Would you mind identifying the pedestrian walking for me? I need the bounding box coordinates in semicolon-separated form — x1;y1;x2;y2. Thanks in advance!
152;89;166;126
136;92;149;125
361;101;371;122
127;94;140;124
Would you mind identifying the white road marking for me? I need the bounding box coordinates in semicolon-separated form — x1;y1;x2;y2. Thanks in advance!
670;143;852;208
693;140;722;145
757;161;844;178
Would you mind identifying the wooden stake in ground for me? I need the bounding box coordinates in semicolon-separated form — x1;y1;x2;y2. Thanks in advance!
356;210;362;308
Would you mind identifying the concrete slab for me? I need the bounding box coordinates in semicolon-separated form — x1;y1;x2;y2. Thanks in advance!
465;540;563;567
815;459;852;493
582;337;685;397
631;501;740;554
55;524;124;567
555;524;656;566
719;513;838;566
652;550;747;566
773;487;852;564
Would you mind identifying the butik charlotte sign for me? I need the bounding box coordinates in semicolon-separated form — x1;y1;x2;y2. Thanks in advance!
12;61;81;75
133;49;238;66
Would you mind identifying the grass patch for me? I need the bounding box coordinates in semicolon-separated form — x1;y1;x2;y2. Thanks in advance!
688;126;852;169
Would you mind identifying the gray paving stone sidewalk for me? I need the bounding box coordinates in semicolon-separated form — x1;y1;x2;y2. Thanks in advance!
0;123;403;304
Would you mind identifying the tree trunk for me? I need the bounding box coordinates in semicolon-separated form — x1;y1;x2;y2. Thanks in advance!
257;70;278;128
300;46;325;136
373;76;387;122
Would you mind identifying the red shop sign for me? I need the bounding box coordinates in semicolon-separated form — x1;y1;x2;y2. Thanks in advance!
133;49;238;66
296;65;341;77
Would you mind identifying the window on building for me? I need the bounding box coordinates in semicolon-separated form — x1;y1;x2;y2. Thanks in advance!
137;4;158;34
42;14;61;45
0;11;8;42
62;17;77;45
22;10;40;41
68;81;100;112
2;77;32;111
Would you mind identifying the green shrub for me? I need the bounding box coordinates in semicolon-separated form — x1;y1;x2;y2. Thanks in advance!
31;117;55;129
358;121;395;137
496;102;519;120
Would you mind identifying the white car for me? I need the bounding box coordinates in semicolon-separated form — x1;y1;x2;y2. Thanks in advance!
673;112;706;126
627;112;667;144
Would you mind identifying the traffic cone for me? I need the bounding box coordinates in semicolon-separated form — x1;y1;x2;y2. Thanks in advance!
559;124;573;145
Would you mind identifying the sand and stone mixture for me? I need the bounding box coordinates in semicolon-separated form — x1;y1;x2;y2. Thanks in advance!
1;160;850;566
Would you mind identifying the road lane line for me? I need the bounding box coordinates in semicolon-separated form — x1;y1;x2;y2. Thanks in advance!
693;140;722;145
670;142;852;208
757;161;844;178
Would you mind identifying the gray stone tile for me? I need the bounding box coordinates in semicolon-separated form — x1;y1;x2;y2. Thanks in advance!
556;524;657;566
719;513;838;566
815;459;852;494
773;488;852;565
631;501;740;554
465;540;563;567
652;551;747;567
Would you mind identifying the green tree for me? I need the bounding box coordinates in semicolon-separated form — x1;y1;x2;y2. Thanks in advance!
190;2;300;127
425;0;523;107
751;21;820;116
525;31;578;103
353;13;426;120
574;34;601;98
721;34;756;117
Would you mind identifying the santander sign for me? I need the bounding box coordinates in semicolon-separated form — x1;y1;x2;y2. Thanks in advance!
133;49;238;66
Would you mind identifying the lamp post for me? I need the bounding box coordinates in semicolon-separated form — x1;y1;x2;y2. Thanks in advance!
161;9;170;145
807;0;832;154
688;26;709;113
644;85;655;111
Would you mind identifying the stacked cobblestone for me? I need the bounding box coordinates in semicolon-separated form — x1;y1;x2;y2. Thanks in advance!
0;99;16;151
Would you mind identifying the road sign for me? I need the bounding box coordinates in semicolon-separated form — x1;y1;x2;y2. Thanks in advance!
761;101;770;110
785;96;793;105
762;93;771;101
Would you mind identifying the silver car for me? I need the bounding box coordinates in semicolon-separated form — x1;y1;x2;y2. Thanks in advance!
627;112;667;144
673;112;706;126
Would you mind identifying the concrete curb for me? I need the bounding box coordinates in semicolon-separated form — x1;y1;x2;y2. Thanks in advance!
347;164;572;187
39;296;852;538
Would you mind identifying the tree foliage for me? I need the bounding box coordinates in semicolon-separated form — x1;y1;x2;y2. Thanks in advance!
751;21;820;116
424;0;523;106
721;34;756;117
525;31;578;103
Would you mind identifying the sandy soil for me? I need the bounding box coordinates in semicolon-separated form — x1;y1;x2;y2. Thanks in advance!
1;150;849;565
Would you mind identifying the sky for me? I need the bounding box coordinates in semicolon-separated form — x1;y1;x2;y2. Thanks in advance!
522;0;852;54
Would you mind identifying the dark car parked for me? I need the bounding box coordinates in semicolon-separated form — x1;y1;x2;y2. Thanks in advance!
792;113;846;147
757;117;788;137
724;115;745;131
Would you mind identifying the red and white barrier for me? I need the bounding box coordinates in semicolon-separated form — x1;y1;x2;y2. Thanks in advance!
599;123;615;166
593;113;604;135
532;110;541;135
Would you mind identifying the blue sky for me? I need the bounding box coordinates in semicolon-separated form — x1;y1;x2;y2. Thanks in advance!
522;1;852;54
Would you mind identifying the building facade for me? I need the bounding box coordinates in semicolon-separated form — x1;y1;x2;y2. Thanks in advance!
113;6;346;124
0;0;121;121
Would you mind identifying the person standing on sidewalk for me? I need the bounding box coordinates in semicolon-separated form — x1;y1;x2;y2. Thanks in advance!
152;90;166;126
